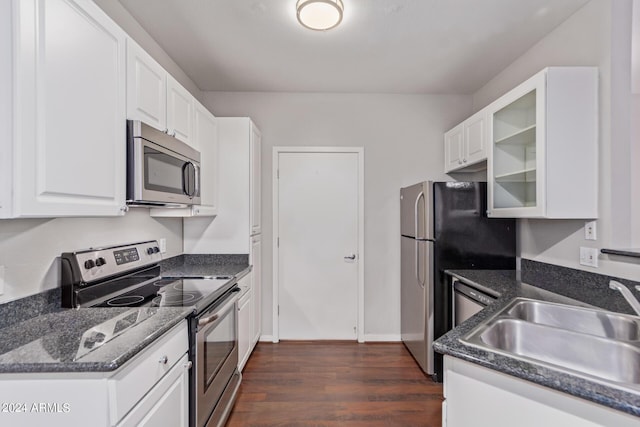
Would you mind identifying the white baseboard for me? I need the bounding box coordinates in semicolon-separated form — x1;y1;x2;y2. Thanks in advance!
258;334;401;343
259;335;277;343
364;334;402;342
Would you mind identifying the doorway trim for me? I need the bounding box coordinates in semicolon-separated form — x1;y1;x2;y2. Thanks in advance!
272;146;365;343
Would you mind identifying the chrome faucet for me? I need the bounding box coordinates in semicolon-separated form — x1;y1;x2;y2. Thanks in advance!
609;281;640;316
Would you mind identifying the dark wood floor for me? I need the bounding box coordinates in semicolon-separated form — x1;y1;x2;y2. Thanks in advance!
226;341;443;426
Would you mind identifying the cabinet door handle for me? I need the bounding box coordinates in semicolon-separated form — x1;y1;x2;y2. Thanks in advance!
344;254;356;260
159;355;168;365
463;158;468;163
183;361;193;370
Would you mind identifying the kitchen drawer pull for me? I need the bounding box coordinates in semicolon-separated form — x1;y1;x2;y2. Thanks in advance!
184;360;193;370
159;355;168;365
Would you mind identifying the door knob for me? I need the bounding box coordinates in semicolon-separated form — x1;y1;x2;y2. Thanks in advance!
344;254;356;260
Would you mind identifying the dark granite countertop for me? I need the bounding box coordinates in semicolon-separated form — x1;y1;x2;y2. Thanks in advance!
0;304;192;373
0;253;251;374
160;254;251;279
433;261;640;417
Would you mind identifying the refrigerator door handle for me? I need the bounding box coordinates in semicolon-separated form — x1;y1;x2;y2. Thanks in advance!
414;191;425;239
415;240;425;288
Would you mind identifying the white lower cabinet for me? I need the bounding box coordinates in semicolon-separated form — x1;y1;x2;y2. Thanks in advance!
237;281;253;372
443;356;638;427
238;272;255;372
250;234;262;346
0;321;189;427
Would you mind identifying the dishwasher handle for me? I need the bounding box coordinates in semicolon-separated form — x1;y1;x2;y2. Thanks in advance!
453;280;496;306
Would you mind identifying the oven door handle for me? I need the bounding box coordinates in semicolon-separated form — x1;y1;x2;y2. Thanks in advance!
197;288;239;328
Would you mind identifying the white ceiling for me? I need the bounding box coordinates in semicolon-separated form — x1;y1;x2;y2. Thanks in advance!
118;0;590;94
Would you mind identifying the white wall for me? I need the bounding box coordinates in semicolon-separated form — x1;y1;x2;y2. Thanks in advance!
202;92;472;339
473;0;640;279
0;209;182;303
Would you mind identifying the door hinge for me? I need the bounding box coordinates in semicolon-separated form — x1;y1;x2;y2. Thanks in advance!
277;169;279;179
278;305;280;315
277;237;279;248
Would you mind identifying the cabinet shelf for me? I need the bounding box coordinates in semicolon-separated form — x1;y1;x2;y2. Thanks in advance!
494;124;536;146
495;168;537;183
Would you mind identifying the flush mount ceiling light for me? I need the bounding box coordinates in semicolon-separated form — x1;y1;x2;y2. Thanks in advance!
296;0;344;31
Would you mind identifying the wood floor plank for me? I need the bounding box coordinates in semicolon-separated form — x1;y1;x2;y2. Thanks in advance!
226;342;443;426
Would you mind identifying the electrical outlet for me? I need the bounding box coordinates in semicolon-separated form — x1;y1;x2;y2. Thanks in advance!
0;266;5;296
579;247;599;268
585;221;597;240
159;238;167;254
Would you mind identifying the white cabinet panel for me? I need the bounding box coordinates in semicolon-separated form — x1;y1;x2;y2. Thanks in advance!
184;117;262;254
250;122;262;235
444;124;464;172
167;75;194;146
443;356;638;427
117;354;189;427
237;284;252;372
251;234;262;345
194;101;218;212
126;39;167;132
9;0;127;217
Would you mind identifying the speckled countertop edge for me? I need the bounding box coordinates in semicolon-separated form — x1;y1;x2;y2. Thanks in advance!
433;265;640;417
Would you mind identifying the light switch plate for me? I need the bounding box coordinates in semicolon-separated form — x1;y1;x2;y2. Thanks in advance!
580;247;599;267
159;238;167;254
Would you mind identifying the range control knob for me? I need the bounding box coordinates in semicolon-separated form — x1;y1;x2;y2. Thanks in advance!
84;259;96;269
147;247;155;255
153;246;160;253
95;257;106;267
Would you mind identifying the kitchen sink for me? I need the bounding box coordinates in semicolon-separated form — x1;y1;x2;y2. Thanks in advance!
506;299;640;340
461;298;640;392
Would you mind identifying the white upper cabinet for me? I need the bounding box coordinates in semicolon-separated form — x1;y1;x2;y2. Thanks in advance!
126;39;167;132
444;110;488;173
126;40;194;147
487;67;598;218
167;75;194;146
193;101;218;213
250;122;262;235
444;124;464;172
3;0;127;218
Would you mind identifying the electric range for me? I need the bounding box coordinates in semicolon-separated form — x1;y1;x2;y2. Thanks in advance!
61;240;242;427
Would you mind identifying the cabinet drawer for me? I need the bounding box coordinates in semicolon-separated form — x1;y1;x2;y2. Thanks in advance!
238;273;251;290
108;321;188;423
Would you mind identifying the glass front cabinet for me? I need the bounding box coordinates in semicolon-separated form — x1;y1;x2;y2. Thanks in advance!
487;67;598;219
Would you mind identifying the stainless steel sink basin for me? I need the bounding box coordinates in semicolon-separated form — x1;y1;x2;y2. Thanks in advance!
506;299;640;340
461;297;640;392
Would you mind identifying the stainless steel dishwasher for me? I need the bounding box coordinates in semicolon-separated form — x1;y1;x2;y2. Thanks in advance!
452;278;497;327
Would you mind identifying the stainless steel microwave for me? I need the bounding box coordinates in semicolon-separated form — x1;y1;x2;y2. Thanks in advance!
126;120;201;206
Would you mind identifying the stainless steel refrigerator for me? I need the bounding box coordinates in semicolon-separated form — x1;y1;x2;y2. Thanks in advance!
400;181;516;379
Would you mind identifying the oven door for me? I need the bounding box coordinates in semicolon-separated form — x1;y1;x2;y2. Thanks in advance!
196;289;239;427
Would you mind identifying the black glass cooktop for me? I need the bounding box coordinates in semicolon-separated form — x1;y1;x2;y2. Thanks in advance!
94;277;235;313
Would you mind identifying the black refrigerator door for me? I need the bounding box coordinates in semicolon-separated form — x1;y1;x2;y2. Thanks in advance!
431;181;516;381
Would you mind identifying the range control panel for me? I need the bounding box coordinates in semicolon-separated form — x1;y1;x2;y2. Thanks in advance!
69;241;162;284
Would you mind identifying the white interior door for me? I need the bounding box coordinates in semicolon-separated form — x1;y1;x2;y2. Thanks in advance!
277;150;360;340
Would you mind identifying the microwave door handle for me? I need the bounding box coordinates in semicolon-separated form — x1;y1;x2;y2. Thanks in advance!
182;163;189;196
182;162;196;197
194;164;200;198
